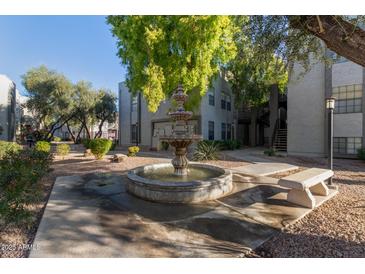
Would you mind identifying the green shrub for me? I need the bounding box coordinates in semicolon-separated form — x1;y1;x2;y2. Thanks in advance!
53;136;62;142
264;148;277;156
89;138;112;159
82;138;92;149
110;141;117;151
358;148;365;161
0;149;53;224
35;141;51;153
128;146;140;157
160;141;169;151
200;140;241;151
56;144;70;159
193;141;220;161
0;141;22;159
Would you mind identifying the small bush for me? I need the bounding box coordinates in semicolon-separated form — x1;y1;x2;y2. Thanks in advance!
264;148;277;156
110;141;116;151
200;140;241;151
56;144;70;159
0;140;22;159
53;136;62;142
193;141;220;161
128;146;140;157
358;148;365;161
82;139;92;149
0;149;53;224
89;138;112;159
160;141;169;151
35;141;51;153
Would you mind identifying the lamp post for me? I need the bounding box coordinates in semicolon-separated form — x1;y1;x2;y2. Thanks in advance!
326;97;335;185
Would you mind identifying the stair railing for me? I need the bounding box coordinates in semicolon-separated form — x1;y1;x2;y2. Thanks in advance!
271;118;280;148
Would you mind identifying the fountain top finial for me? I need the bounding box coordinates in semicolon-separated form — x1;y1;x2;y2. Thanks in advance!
172;84;188;107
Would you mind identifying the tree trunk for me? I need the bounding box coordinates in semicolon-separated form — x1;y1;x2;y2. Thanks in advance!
81;119;91;139
95;118;107;139
290;16;365;67
75;124;85;143
66;122;76;143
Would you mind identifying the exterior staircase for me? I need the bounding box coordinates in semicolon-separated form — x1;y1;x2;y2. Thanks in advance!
273;128;287;152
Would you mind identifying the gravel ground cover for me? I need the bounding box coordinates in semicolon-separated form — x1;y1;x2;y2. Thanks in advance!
255;155;365;257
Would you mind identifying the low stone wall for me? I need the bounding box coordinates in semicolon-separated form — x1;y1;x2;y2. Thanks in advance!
126;163;233;203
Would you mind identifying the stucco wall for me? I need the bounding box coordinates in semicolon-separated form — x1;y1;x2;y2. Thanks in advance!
200;75;234;140
287;61;326;157
332;62;363;87
0;75;16;141
119;74;234;148
331;61;363;139
334;113;363;137
118;82;132;146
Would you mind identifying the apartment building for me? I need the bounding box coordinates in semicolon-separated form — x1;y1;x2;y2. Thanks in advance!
287;51;365;157
118;73;236;150
0;74;16;141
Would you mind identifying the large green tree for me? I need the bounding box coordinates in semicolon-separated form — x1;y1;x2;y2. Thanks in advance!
22;66;117;142
22;65;75;141
70;81;98;141
108;15;237;112
110;16;365;112
94;90;117;138
227;16;288;107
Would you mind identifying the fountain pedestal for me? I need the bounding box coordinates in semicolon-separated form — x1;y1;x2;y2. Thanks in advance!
159;84;202;176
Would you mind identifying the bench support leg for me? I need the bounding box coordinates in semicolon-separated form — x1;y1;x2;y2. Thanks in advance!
287;188;315;209
310;181;329;196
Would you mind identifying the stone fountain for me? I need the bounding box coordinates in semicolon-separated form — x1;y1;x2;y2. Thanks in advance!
159;84;202;176
127;85;233;203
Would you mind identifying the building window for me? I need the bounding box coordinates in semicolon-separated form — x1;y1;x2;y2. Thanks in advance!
227;124;231;140
208;121;214;140
333;137;346;154
226;95;231;111
131;124;137;143
332;84;362;114
221;94;226;110
334;137;362;155
346;137;362;154
221;123;226;140
131;95;138;112
208;92;215;106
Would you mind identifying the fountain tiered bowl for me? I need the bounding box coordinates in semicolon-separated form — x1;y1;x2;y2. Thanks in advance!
127;85;233;203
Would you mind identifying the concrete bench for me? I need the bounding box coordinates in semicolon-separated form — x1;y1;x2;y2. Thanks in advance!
278;168;333;209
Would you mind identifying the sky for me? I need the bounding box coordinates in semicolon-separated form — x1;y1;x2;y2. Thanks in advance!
0;16;126;96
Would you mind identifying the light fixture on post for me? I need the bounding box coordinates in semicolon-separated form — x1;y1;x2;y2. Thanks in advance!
326;97;336;185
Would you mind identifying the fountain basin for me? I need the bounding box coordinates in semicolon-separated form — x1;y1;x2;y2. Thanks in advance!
127;163;233;203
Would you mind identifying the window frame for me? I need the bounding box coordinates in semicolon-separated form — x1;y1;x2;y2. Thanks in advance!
208;121;214;140
131;95;138;112
208;94;215;106
131;124;137;143
333;137;362;155
221;123;226;140
332;84;362;114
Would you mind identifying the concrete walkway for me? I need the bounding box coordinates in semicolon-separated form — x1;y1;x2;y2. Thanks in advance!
223;147;285;163
223;147;299;177
30;171;337;257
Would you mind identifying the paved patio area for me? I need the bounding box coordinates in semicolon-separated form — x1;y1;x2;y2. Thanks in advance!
30;167;337;257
